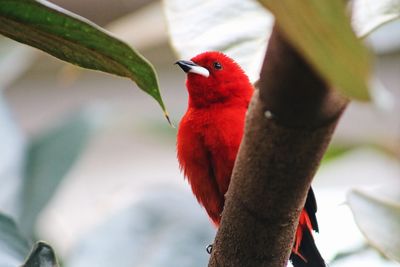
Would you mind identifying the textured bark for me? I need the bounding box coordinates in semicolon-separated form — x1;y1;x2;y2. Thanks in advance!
208;26;348;267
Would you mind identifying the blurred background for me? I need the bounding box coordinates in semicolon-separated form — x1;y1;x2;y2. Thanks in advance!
1;0;400;266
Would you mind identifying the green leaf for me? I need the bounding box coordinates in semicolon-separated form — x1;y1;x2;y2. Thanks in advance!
163;0;274;83
0;0;169;120
21;241;59;267
352;0;400;38
348;187;400;262
258;0;371;101
19;109;98;236
0;213;30;267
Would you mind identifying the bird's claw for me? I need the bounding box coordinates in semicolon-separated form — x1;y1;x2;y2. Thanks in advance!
206;244;213;254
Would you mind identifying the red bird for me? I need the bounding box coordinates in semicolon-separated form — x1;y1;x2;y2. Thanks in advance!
176;51;325;267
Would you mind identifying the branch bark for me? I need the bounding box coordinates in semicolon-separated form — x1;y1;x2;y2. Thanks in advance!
208;25;349;267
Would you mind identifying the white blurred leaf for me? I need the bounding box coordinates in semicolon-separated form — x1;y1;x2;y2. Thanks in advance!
0;213;30;267
352;0;400;38
348;186;400;262
163;0;273;83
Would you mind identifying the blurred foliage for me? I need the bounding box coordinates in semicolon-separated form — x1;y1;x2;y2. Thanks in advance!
330;243;370;263
135;120;177;144
0;0;169;121
20;110;97;236
0;38;97;264
65;188;215;267
322;144;356;164
322;143;398;164
0;103;97;266
0;94;24;218
348;187;400;263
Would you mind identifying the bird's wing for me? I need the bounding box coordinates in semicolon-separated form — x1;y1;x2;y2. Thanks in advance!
304;187;319;232
177;117;224;225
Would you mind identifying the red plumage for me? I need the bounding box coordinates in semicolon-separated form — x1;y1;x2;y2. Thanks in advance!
176;51;325;267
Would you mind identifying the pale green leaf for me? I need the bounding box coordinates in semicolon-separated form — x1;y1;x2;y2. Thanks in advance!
258;0;371;101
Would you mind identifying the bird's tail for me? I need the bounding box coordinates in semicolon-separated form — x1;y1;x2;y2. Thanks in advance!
289;211;326;267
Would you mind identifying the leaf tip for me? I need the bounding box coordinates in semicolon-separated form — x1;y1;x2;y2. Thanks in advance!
164;111;175;128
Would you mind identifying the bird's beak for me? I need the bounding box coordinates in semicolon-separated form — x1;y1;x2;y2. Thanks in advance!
175;60;210;78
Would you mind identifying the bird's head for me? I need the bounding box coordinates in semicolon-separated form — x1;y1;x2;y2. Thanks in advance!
176;51;253;108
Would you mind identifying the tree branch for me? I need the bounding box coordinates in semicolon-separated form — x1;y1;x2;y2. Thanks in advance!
208;25;348;267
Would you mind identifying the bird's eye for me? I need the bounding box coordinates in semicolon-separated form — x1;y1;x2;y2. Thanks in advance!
213;62;222;70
